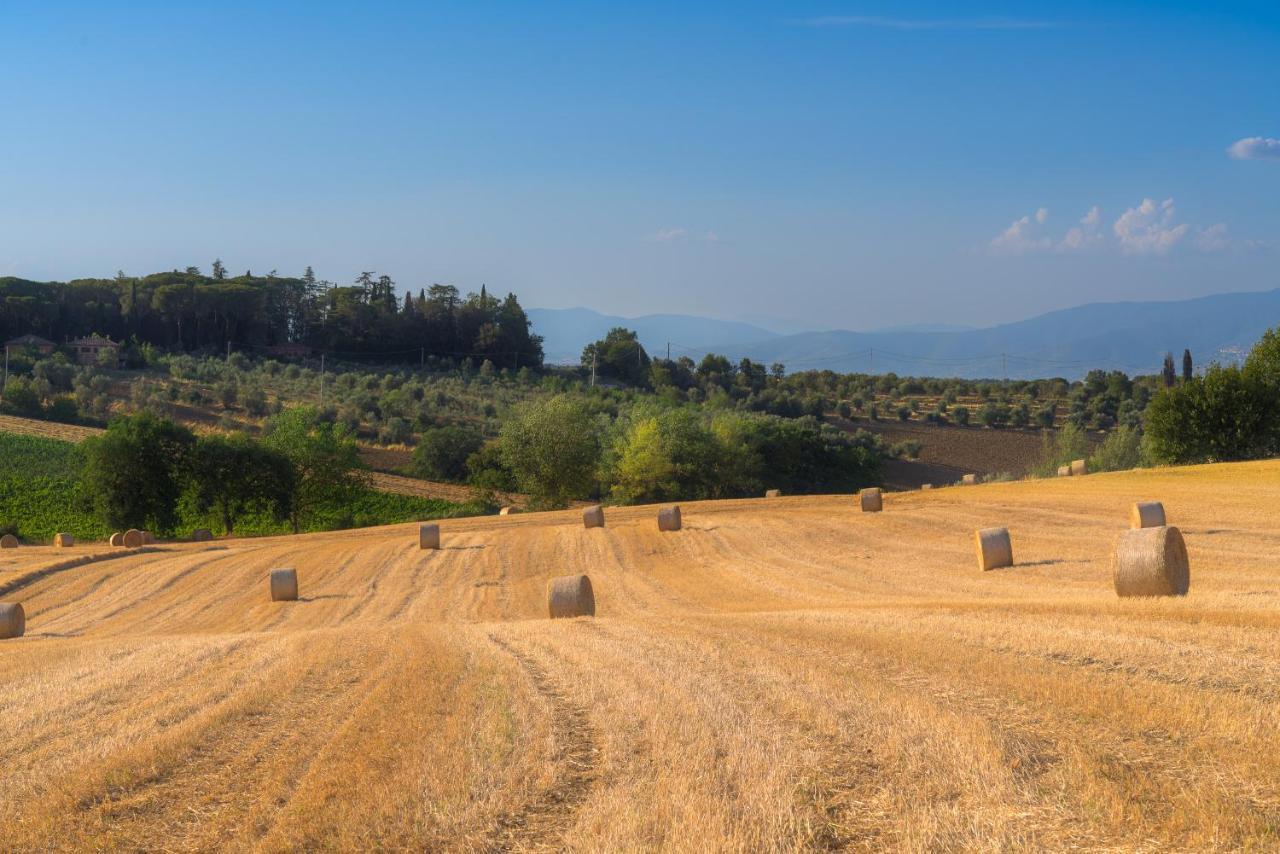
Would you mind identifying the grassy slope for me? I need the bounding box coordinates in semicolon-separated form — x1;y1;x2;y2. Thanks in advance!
0;460;1278;848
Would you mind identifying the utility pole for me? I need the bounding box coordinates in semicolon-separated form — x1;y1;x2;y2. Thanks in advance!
590;350;597;388
226;340;231;362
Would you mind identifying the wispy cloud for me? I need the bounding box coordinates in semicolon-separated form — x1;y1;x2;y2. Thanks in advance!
990;208;1051;254
800;16;1061;30
1227;137;1280;161
1058;206;1102;252
646;228;687;242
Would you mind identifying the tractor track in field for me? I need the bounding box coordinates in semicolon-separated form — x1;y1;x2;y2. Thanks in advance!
486;634;599;852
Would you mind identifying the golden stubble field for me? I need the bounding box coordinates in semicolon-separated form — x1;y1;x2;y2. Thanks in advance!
2;461;1279;851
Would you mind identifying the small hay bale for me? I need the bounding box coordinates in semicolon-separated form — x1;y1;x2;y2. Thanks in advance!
974;527;1013;571
123;529;143;548
191;528;213;542
765;489;781;498
1070;459;1088;476
0;603;24;639
109;532;124;547
583;505;605;529
859;488;883;513
1130;501;1166;529
1113;525;1189;597
547;574;595;619
1057;465;1071;477
141;531;155;545
53;533;74;548
920;483;933;491
658;506;682;532
419;523;440;550
270;568;298;601
499;506;520;516
0;534;17;549
961;474;978;486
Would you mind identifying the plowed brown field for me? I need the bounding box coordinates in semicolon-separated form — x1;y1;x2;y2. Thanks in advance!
2;461;1279;850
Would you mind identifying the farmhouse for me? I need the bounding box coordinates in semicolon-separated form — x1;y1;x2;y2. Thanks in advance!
67;334;121;367
4;334;55;360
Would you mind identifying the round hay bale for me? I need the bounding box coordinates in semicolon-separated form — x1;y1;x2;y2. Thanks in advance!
1113;526;1189;597
920;483;933;491
764;489;781;498
419;523;440;550
0;534;17;549
1057;465;1071;477
141;531;155;545
657;506;682;532
961;474;978;486
1130;501;1166;529
191;528;213;542
859;488;883;513
123;529;143;548
499;506;520;516
547;574;595;619
974;527;1013;571
583;505;605;529
109;532;124;547
1070;459;1088;477
0;603;24;639
270;568;298;601
53;533;74;548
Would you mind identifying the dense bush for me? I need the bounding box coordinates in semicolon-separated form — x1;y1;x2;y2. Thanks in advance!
412;425;485;482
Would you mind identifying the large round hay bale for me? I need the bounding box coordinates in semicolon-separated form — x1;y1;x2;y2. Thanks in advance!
657;506;682;532
270;568;298;601
1070;459;1088;476
920;483;933;491
1114;526;1189;597
859;488;883;513
419;523;440;550
547;574;595;619
764;489;781;498
1057;465;1071;477
140;531;155;545
1130;501;1166;529
499;506;520;516
190;528;213;542
974;527;1013;571
961;474;978;486
123;529;143;548
0;603;24;639
53;533;74;548
0;534;17;549
583;505;605;529
109;532;124;547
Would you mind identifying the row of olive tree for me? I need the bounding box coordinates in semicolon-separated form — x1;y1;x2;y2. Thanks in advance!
81;408;366;536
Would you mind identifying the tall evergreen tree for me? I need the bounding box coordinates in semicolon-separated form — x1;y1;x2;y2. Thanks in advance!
1162;352;1177;388
1182;349;1193;382
211;258;227;280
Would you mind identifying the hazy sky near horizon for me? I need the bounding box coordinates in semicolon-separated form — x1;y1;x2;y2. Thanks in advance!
2;1;1278;331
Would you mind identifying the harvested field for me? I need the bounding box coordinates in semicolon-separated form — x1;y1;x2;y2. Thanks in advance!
1;460;1279;849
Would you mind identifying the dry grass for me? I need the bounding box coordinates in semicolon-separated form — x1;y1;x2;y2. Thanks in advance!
2;460;1280;850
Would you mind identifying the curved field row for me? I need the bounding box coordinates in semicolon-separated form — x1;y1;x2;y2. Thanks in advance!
0;461;1278;849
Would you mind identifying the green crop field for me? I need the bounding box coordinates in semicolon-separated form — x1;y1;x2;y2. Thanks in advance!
0;430;472;544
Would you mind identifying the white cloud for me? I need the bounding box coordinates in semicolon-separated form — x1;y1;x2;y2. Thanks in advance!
1058;205;1102;251
647;228;686;242
1112;198;1188;255
1227;137;1280;161
990;208;1053;254
801;16;1059;30
1195;223;1230;252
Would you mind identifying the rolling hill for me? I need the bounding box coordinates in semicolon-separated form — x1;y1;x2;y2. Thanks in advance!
1;461;1278;848
534;288;1280;379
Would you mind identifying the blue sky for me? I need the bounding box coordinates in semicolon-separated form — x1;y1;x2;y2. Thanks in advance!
1;1;1278;330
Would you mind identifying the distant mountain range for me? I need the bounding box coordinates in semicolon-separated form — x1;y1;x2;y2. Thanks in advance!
529;288;1280;379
